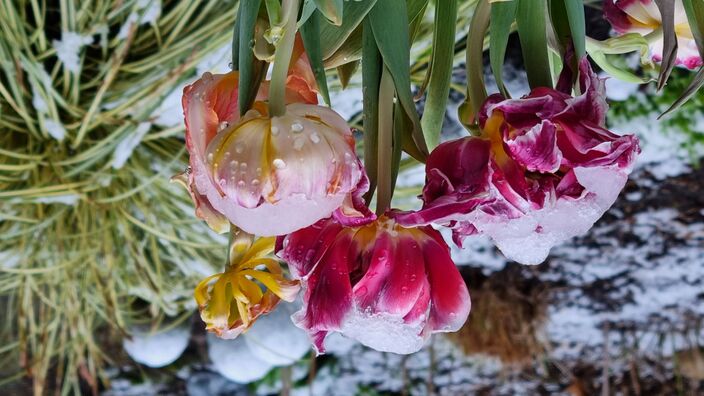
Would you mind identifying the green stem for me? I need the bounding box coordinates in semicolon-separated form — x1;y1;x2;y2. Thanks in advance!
376;67;395;216
268;0;300;117
265;0;282;26
466;0;490;120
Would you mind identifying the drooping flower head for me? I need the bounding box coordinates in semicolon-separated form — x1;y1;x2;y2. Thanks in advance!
178;37;368;236
397;59;640;265
195;235;300;339
277;212;471;354
604;0;703;70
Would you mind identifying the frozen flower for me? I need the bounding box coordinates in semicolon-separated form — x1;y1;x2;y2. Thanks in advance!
604;0;703;70
199;103;366;236
194;236;300;339
277;212;471;355
177;36;319;234
397;59;640;265
180;39;369;236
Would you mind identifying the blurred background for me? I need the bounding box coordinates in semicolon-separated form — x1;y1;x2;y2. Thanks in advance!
1;1;703;395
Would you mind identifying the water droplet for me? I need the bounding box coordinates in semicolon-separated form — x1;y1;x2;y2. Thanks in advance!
229;160;238;169
207;153;214;163
201;71;213;81
290;122;304;133
271;126;280;136
273;158;286;169
228;62;233;69
293;137;305;151
401;286;408;294
256;167;262;175
218;121;229;131
235;143;245;154
239;162;248;170
237;180;245;188
251;179;260;187
309;132;321;144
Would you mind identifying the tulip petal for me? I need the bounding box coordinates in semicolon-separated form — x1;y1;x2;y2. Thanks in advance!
504;120;563;173
421;230;471;333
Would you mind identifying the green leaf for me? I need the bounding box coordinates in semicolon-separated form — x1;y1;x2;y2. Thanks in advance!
490;0;517;98
654;0;678;91
320;0;377;61
298;0;317;27
337;60;359;89
660;67;704;117
516;0;552;89
300;10;331;105
368;0;428;161
314;0;344;26
231;16;240;71
682;0;704;58
362;19;382;203
564;0;586;59
420;0;458;150
238;0;265;116
376;67;395;214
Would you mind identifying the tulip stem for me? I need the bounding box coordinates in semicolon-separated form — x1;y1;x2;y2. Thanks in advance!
268;0;300;117
376;67;395;216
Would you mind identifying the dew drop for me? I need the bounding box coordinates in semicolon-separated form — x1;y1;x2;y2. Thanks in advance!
239;162;248;170
309;132;321;144
256;167;262;175
218;121;229;131
235;143;245;154
229;160;238;169
273;158;286;169
207;153;214;163
228;62;233;69
271;126;280;136
251;179;260;187
290;122;304;133
237;180;246;188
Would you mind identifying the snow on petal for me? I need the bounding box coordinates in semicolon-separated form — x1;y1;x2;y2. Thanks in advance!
278;214;471;355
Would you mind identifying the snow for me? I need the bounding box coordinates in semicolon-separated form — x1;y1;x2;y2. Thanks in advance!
34;193;79;206
117;0;162;39
0;250;22;269
329;87;363;121
206;334;275;383
603;74;640;101
43;118;67;141
337;307;427;355
112;122;152;169
123;324;190;368
244;302;311;366
52;32;93;73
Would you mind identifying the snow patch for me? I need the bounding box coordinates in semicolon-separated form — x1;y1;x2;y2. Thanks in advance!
123;324;190;368
35;193;80;206
112;122;152;169
52;32;93;73
43;118;67;141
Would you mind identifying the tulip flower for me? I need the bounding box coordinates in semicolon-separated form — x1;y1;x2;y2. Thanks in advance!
194;236;300;339
277;213;471;355
179;39;368;236
397;59;640;265
604;0;703;70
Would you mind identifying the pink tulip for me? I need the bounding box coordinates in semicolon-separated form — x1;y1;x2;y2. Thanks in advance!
397;60;640;265
179;39;370;236
277;212;471;354
604;0;703;70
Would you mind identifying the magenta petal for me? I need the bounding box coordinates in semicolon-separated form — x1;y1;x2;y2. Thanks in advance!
352;232;394;309
376;236;426;316
504;120;563;173
422;232;471;332
278;218;344;278
291;232;354;345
